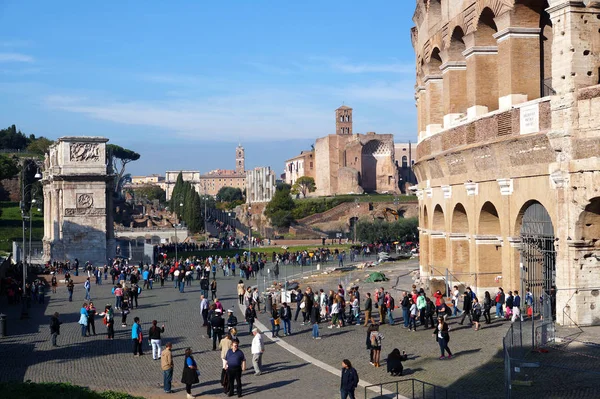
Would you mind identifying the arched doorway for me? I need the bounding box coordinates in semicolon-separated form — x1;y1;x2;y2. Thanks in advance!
518;201;555;307
361;140;392;192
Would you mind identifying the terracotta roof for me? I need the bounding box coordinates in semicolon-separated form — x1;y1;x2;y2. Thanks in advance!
336;105;352;110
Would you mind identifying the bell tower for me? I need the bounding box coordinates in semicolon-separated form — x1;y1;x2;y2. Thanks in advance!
235;144;245;174
336;105;353;135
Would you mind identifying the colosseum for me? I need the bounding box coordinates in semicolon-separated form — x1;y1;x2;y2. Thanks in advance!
411;0;600;326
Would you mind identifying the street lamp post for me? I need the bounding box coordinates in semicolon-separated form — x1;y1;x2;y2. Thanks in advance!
204;196;208;247
20;164;42;319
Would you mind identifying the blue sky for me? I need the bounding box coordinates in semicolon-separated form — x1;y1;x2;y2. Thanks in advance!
0;1;417;176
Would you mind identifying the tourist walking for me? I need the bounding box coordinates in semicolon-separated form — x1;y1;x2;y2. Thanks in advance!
270;306;281;338
452;285;461;317
211;309;225;350
369;324;384;367
149;320;165;360
417;291;428;329
401;292;410;328
100;304;115;339
495;287;505;318
50;312;62;347
132;317;144;357
211;278;217;300
364;292;374;326
280;302;292;336
245;303;257;334
512;290;523;323
67;279;74;302
408;298;418;331
483;291;492;324
311;300;321;339
459;291;473;326
472;298;482;330
251;328;264;376
114;284;123;309
200;295;209;326
225;340;246;397
219;331;234;391
340;359;359;399
161;342;174;393
433;316;452;359
181;347;199;399
237;281;245;305
87;302;97;336
79;303;89;337
51;273;57;294
84;277;91;300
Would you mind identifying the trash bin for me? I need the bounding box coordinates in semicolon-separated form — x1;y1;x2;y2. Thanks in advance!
264;294;273;314
0;313;6;337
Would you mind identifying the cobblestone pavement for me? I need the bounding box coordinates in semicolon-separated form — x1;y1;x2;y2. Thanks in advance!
0;271;340;399
4;258;600;399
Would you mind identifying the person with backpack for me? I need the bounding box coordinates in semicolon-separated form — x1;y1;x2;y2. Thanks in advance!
401;292;411;328
505;291;514;320
340;359;359;399
472;298;482;331
369;324;384;368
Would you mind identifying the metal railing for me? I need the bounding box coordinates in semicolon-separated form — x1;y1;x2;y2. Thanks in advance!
363;379;464;399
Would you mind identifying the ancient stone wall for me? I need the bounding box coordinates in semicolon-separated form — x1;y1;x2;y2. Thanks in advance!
413;0;600;326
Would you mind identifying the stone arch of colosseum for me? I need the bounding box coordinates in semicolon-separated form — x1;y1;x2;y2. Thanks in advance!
476;201;503;289
450;203;470;277
431;204;447;272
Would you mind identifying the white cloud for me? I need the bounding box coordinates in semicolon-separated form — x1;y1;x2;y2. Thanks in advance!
44;91;332;141
0;52;34;63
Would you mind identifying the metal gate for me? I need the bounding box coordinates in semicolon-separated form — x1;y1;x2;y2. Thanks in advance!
519;202;555;313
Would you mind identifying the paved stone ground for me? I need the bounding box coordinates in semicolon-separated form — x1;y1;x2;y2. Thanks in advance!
3;257;600;399
0;272;340;399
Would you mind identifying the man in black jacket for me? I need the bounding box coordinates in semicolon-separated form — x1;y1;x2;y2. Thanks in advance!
280;303;292;336
211;309;225;350
340;359;359;399
363;293;374;326
245;304;256;334
50;312;62;347
459;291;473;326
401;292;411;328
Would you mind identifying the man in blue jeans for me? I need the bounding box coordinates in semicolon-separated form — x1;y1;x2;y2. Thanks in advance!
401;291;411;328
280;302;292;336
161;342;174;393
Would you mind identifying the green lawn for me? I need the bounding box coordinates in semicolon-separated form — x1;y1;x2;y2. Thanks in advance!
0;201;43;254
162;243;354;259
0;382;145;399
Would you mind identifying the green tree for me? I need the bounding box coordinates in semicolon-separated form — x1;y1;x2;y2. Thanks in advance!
106;144;141;194
26;137;54;156
265;184;296;228
132;185;166;203
0;125;31;150
170;172;185;216
216;186;243;202
0;154;19;180
291;176;316;198
356;218;418;243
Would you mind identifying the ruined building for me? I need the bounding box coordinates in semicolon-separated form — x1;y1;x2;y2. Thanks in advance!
286;105;399;196
412;0;600;326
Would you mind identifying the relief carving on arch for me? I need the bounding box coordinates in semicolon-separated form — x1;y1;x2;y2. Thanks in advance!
70;143;100;162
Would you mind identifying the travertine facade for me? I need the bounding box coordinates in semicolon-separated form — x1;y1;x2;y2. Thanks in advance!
165;144;246;199
412;0;600;326
42;137;114;265
246;166;276;203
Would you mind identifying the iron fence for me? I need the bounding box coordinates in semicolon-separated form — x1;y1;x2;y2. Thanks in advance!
363;379;464;399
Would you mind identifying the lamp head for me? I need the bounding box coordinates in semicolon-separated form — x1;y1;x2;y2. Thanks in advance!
180;203;183;207
34;171;42;179
31;199;37;204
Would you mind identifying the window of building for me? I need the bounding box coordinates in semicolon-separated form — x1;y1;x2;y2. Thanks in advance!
402;156;408;168
310;162;313;168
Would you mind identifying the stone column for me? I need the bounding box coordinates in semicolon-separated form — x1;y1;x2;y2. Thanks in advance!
494;27;541;110
441;61;468;128
416;86;426;141
424;76;443;137
463;34;499;118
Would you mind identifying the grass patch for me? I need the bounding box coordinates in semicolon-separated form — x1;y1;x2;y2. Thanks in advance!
0;382;146;399
0;201;43;253
162;243;354;259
